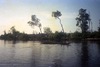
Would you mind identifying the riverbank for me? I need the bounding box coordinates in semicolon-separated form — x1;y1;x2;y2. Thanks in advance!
86;38;100;41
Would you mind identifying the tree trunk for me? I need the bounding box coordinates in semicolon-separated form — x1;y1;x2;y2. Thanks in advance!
39;27;42;34
57;17;64;33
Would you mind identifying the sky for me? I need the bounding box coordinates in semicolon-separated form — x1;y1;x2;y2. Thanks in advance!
0;0;100;35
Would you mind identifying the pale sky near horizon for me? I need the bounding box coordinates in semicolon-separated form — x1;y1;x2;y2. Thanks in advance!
0;0;100;35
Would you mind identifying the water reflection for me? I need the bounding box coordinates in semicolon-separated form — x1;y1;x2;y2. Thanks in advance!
0;40;100;67
52;59;62;67
81;41;89;67
95;41;100;67
96;41;100;53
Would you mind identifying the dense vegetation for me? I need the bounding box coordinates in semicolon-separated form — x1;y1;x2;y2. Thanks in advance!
0;26;100;42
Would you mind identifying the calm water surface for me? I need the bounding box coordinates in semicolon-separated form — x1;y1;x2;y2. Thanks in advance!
0;40;100;67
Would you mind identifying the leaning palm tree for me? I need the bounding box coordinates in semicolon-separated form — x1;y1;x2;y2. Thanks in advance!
28;15;42;33
52;10;64;32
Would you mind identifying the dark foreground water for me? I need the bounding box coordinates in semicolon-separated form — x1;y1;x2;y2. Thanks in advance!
0;40;100;67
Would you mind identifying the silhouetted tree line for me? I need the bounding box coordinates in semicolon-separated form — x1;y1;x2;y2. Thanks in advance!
0;26;68;42
0;26;30;41
0;8;100;42
0;26;100;42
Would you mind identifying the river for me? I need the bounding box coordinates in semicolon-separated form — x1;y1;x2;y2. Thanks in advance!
0;40;100;67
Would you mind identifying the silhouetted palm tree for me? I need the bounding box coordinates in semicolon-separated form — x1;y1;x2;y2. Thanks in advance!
76;8;90;33
52;10;64;32
28;15;42;33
